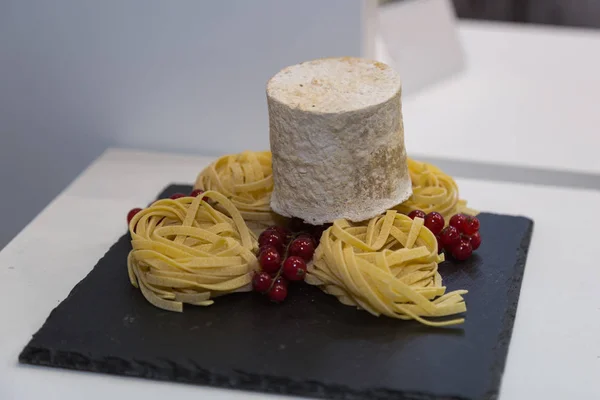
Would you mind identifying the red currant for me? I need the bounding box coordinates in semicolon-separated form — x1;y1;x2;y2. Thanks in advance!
190;188;205;197
408;210;426;220
268;283;288;302
424;212;445;235
256;244;279;257
258;230;285;252
259;247;281;273
267;226;290;241
439;226;461;251
273;275;288;287
259;244;278;256
282;256;307;281
449;214;467;233
463;216;480;235
289;236;315;261
127;208;142;224
169;193;186;200
451;238;473;261
464;231;481;250
296;233;314;241
252;271;272;293
435;235;444;254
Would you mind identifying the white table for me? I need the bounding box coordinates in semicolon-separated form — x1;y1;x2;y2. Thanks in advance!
1;148;599;399
402;21;600;176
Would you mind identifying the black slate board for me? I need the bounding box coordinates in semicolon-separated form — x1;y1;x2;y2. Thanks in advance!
20;184;534;400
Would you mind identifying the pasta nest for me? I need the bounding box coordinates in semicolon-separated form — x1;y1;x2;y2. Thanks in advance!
194;151;279;230
306;210;467;326
127;191;259;312
395;158;477;220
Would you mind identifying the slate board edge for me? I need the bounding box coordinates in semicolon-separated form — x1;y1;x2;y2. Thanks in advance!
18;184;534;400
19;343;468;400
484;217;534;400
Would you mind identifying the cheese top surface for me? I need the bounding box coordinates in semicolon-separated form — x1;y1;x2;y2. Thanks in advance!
266;57;401;114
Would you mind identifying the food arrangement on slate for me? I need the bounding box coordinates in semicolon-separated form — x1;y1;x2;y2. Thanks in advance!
20;57;533;400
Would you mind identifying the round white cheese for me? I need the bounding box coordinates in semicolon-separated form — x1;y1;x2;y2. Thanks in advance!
267;57;412;224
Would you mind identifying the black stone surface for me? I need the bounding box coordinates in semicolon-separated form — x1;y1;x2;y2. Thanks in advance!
19;184;534;400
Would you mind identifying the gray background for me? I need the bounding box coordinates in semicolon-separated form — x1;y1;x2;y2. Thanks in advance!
0;0;372;249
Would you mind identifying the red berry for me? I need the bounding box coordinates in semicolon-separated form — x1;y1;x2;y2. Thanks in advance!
268;283;288;302
408;210;426;220
257;244;279;256
439;226;461;250
296;233;316;247
259;247;281;273
424;212;445;235
190;189;205;197
464;231;482;250
282;256;307;281
449;214;467;233
169;193;186;200
289;236;315;261
267;226;290;241
435;235;444;254
463;216;480;235
451;238;473;261
127;208;142;224
252;272;272;293
273;275;288;287
296;233;314;241
259;244;278;256
258;230;285;252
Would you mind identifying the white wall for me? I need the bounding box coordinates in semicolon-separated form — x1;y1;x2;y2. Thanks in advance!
0;0;374;248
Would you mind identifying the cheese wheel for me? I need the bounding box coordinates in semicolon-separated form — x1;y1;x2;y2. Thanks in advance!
267;57;412;225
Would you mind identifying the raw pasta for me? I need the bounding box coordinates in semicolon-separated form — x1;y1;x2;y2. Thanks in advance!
306;210;467;326
194;151;280;231
127;191;259;312
395;158;477;220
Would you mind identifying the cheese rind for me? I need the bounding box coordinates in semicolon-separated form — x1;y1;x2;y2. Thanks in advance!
267;57;412;225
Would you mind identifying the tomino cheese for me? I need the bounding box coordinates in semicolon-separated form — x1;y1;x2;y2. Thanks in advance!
267;57;412;225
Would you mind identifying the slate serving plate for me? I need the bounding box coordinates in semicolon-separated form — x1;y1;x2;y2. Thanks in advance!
20;184;534;400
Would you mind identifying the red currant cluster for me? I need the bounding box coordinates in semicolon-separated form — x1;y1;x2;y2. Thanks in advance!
168;190;206;200
408;211;481;261
127;190;207;224
252;225;318;303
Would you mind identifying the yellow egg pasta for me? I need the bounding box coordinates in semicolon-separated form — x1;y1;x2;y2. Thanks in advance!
194;151;280;231
395;158;477;220
306;210;467;326
127;191;259;312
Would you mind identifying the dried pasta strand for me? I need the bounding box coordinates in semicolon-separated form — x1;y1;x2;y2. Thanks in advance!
308;211;467;327
394;158;478;220
127;190;259;312
194;151;281;232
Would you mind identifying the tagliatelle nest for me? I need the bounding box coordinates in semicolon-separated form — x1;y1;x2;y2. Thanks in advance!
194;151;282;232
127;191;259;312
306;210;467;327
395;158;478;220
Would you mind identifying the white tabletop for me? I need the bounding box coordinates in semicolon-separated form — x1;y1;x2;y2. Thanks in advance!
403;21;600;176
1;148;599;399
